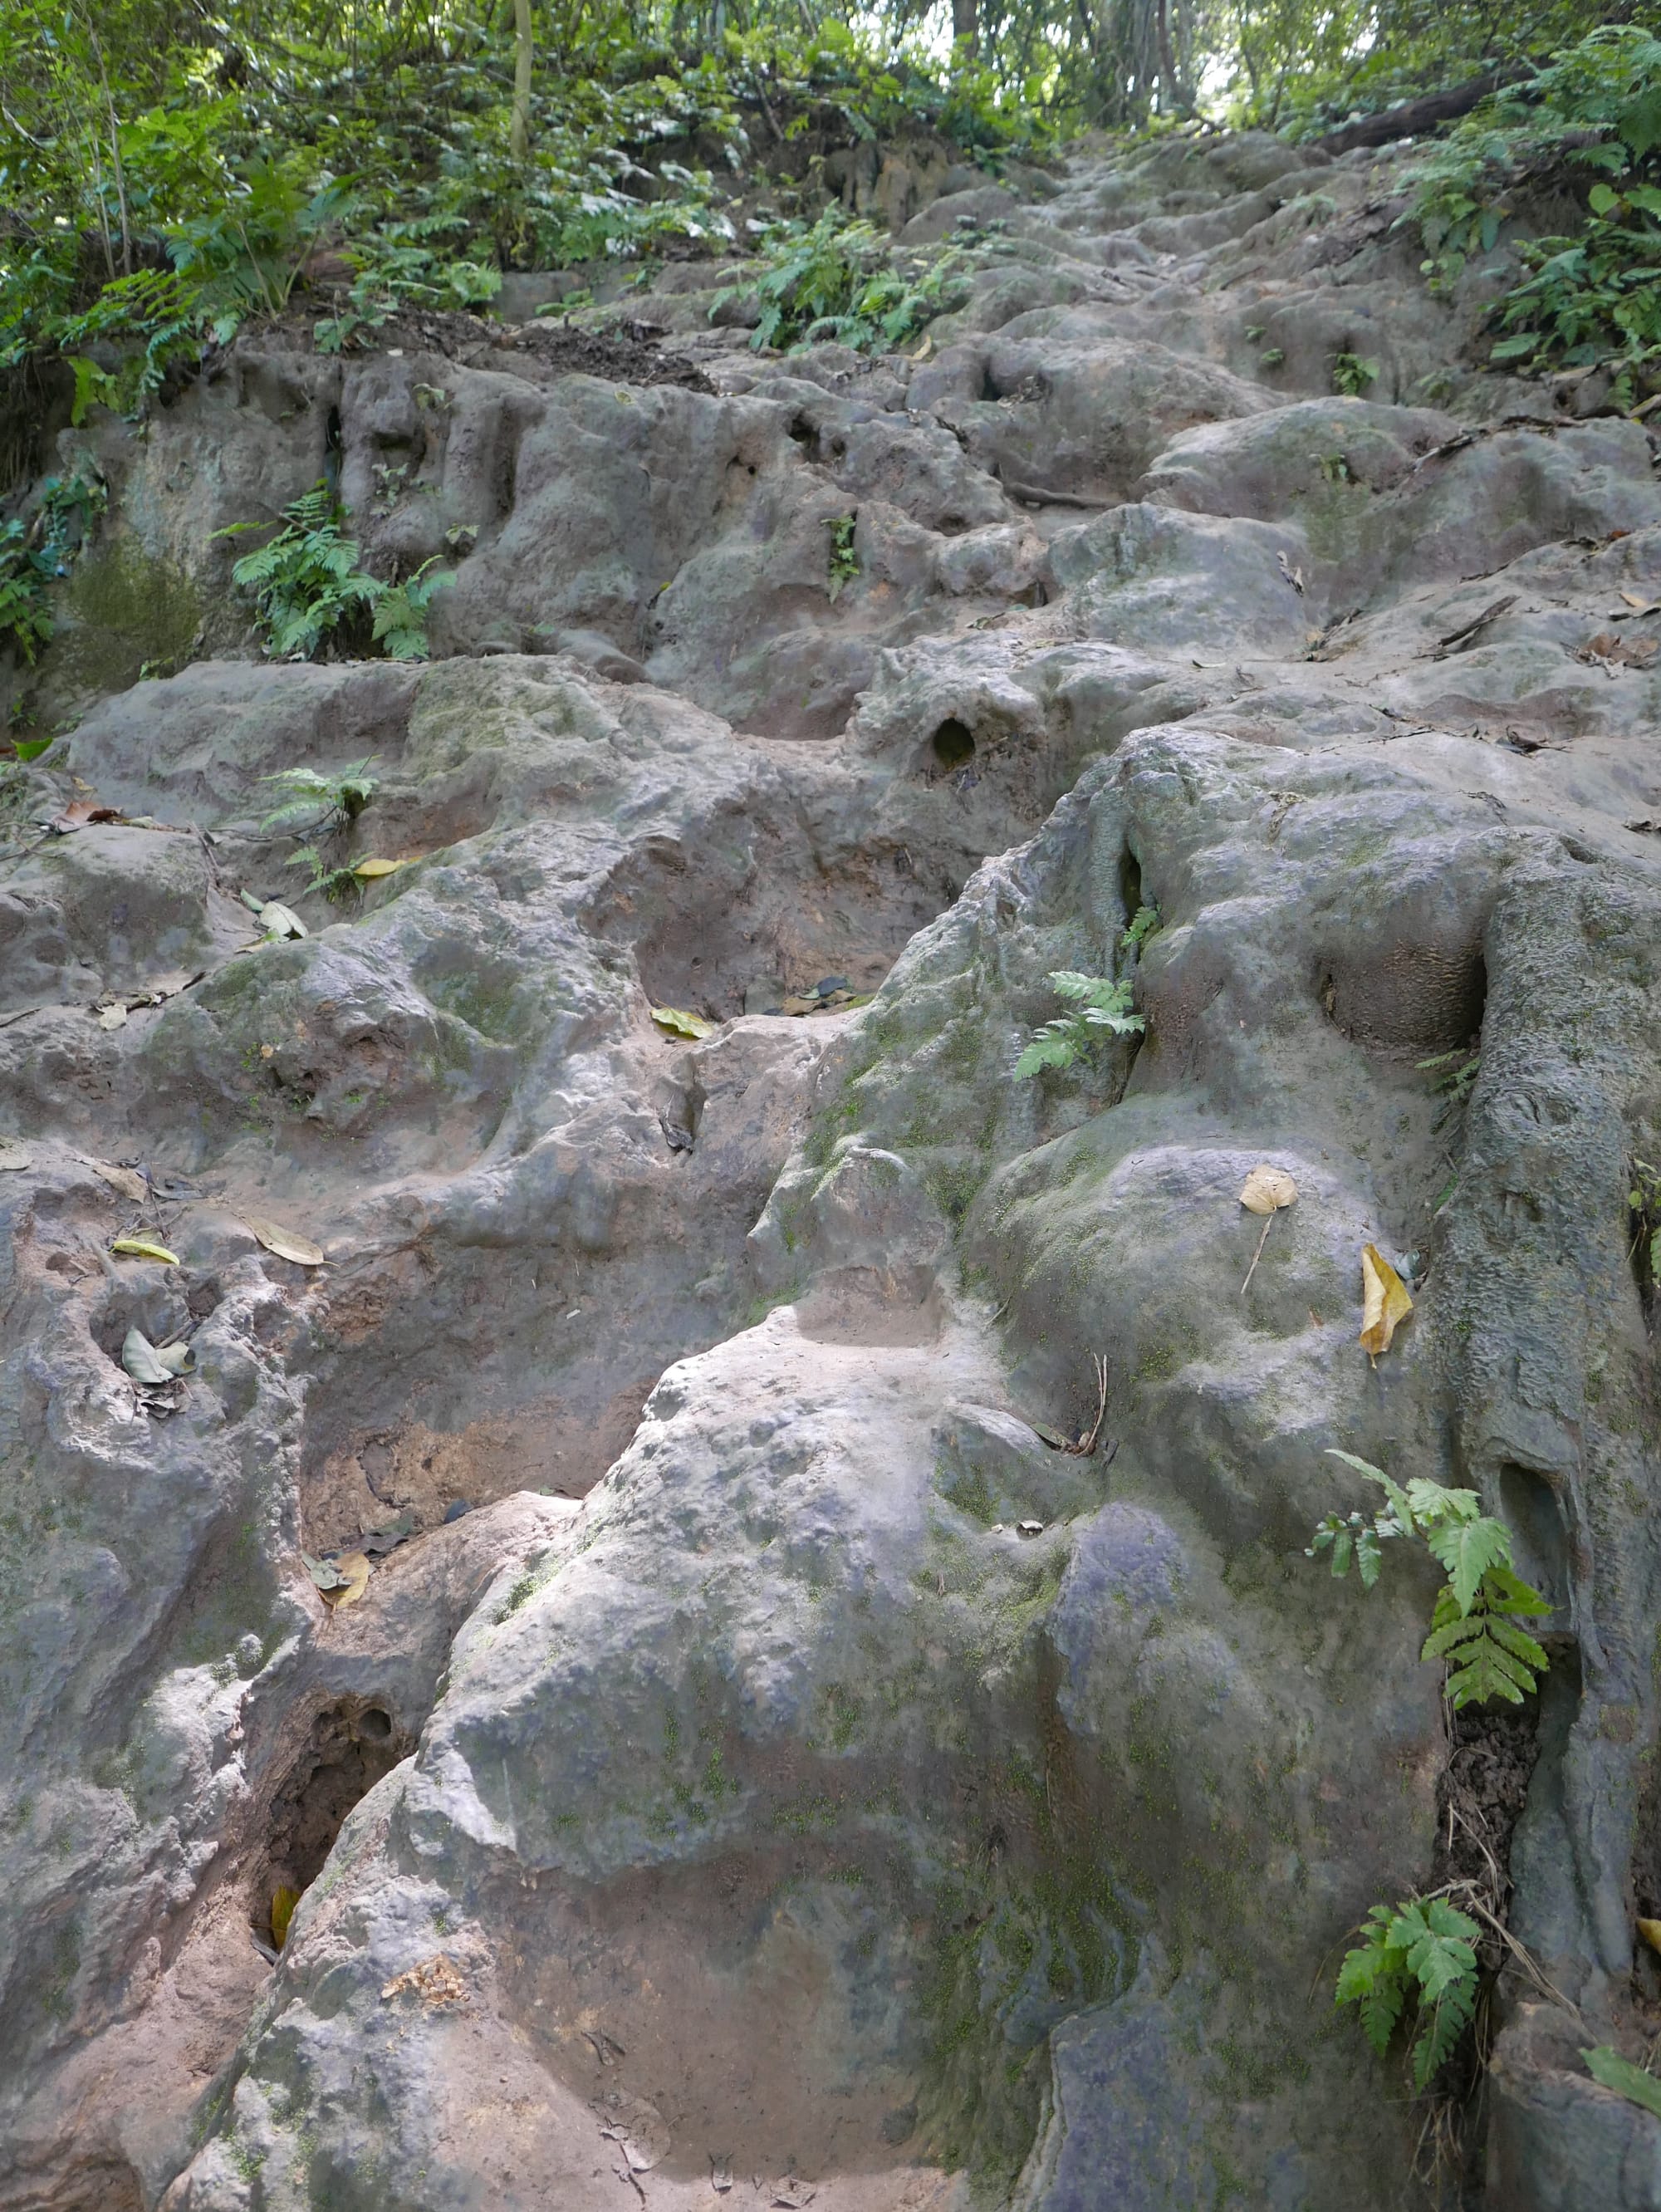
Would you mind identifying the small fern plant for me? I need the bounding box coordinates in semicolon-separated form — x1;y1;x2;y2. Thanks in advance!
216;485;381;660
1311;1451;1551;1708
1337;1896;1482;2091
370;558;453;660
1014;905;1159;1081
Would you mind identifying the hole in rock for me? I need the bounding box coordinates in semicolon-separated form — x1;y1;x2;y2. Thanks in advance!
931;718;977;769
322;405;344;496
1120;846;1144;924
255;1697;410;1935
1498;1464;1570;1614
1317;943;1486;1056
592;823;962;1023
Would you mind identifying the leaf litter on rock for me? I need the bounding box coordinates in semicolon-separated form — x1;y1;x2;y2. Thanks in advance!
360;1508;417;1556
651;1004;715;1040
1360;1242;1414;1358
110;1236;180;1265
1239;1164;1297;1293
243;1213;326;1265
0;1137;31;1171
77;1155;149;1202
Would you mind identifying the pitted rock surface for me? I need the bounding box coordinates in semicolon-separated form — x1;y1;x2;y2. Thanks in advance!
2;125;1660;2212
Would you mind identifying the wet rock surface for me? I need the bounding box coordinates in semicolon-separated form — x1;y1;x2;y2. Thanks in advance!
2;127;1659;2212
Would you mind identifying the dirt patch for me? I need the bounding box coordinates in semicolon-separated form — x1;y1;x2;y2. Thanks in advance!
1431;1699;1541;1907
303;1391;654;1551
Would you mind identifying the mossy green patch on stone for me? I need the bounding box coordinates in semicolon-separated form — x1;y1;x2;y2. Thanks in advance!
54;540;203;698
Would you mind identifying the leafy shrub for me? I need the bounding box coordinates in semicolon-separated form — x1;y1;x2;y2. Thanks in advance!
1331;351;1379;395
217;488;383;661
218;488;450;665
1311;1451;1551;1708
0;521;54;665
1337;1896;1482;2091
713;209;968;353
371;559;454;660
826;515;859;598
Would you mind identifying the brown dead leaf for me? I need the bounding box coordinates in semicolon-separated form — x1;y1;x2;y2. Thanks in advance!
1239;1165;1297;1215
243;1213;326;1266
77;1155;149;1203
380;1953;467;2006
53;801;122;831
1360;1243;1414;1358
1580;630;1659;669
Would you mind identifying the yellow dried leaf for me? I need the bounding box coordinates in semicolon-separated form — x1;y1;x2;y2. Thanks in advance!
650;1005;714;1041
352;856;408;880
271;1885;301;1950
1360;1243;1413;1357
1240;1165;1297;1215
110;1237;180;1266
1639;1918;1661;1959
322;1551;370;1608
243;1213;326;1266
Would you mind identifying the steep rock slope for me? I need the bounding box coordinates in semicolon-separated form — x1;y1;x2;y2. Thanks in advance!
2;128;1659;2212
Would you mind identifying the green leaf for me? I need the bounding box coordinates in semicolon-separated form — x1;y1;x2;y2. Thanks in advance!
1590;182;1622;214
12;734;54;762
1584;2045;1661;2121
1325;1449;1410;1535
1423;1513;1512;1614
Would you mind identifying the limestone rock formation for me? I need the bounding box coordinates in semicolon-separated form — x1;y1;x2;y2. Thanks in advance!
2;125;1659;2212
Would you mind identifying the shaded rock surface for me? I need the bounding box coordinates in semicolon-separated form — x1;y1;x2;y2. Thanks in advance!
1;125;1659;2212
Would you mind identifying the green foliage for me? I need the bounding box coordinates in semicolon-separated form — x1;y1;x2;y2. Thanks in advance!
1014;905;1159;1079
1335;1896;1481;2091
713;208;968;354
1629;1156;1661;1293
217;487;381;660
1015;972;1143;1077
1396;27;1661;393
370;559;453;660
826;514;859;599
257;758;378;840
0;464;109;665
1330;350;1379;395
1313;1450;1552;1708
1583;2043;1661;2120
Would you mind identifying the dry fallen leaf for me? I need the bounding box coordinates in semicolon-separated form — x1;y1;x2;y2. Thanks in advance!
323;1551;370;1608
1360;1243;1414;1357
650;1005;715;1041
1240;1165;1298;1292
121;1327;174;1386
110;1236;180;1265
301;1551;347;1592
352;855;408;879
0;1138;32;1172
1240;1165;1297;1215
1639;1918;1661;1959
271;1885;301;1950
243;1213;326;1266
96;1003;130;1031
77;1155;148;1203
380;1954;467;2006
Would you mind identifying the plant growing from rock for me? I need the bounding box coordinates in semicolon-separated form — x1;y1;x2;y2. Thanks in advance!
713;208;967;354
1311;1451;1551;1709
826;515;859;600
217;486;383;660
1331;351;1379;395
1337;1894;1482;2091
1014;905;1159;1079
258;757;379;900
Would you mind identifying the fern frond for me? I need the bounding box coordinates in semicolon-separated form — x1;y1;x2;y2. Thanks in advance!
1424;1514;1513;1614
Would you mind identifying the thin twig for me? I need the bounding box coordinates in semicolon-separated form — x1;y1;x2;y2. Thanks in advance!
1241;1209;1276;1294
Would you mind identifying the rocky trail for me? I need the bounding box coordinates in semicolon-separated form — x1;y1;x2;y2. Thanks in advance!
2;122;1660;2212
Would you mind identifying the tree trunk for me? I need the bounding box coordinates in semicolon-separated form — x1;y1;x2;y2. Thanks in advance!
953;0;977;61
1316;69;1519;154
510;0;532;160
